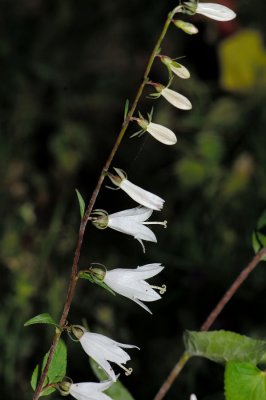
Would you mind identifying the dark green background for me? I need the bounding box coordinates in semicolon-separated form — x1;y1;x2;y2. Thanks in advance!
0;1;266;399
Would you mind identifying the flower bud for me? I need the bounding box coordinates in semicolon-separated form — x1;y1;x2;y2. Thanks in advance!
89;264;107;282
160;55;190;79
57;377;73;396
173;19;199;35
71;325;86;340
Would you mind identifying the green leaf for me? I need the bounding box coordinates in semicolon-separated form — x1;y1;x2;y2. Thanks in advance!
123;99;130;121
24;313;57;327
252;210;266;260
225;361;266;400
90;358;135;400
75;189;85;219
79;271;116;296
31;339;67;396
184;330;266;365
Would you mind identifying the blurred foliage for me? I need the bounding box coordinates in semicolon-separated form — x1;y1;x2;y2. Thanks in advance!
0;0;266;400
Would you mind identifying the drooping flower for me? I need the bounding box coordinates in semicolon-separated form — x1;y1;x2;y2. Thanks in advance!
172;19;199;35
57;377;114;400
101;263;166;314
70;325;139;382
149;83;192;110
190;395;197;400
107;168;165;210
160;55;190;79
182;1;236;21
91;206;167;252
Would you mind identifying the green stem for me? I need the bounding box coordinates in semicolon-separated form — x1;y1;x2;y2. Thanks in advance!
153;248;266;400
32;8;176;400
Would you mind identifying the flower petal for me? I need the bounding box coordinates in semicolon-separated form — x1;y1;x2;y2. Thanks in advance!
196;2;236;21
108;206;153;222
161;87;192;110
70;380;113;400
120;180;165;211
146;122;177;145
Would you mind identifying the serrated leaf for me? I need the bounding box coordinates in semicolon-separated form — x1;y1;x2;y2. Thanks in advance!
252;210;266;260
90;358;135;400
31;339;67;396
225;361;266;400
24;313;57;327
184;330;266;365
79;271;116;296
75;189;85;219
123;99;130;121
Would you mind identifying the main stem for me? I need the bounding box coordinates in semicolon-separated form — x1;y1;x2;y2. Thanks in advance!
153;247;266;400
32;9;176;400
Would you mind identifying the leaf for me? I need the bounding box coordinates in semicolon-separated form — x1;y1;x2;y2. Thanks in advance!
31;339;67;396
75;189;85;219
24;313;57;327
123;99;130;121
184;330;266;365
90;358;135;400
252;210;266;260
225;361;266;400
79;271;116;296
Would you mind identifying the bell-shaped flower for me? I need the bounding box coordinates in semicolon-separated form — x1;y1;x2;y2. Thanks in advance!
190;395;197;400
160;55;190;79
131;111;177;145
57;377;114;400
149;82;192;110
183;1;236;21
102;263;166;314
70;325;139;382
107;168;165;210
91;206;167;252
173;19;199;35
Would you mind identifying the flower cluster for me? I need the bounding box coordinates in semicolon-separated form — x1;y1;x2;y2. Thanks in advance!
55;2;236;400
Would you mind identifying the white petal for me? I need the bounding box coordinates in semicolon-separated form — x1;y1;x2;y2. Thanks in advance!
120;179;165;211
147;122;177;145
161;87;192;110
170;63;190;79
196;3;236;21
70;380;113;400
108;206;153;222
190;395;197;400
108;218;157;242
132;297;153;314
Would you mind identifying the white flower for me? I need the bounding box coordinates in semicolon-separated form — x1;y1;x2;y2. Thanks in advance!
92;206;167;252
69;379;113;400
107;168;165;210
146;121;177;144
104;263;166;314
160;55;190;79
159;86;192;110
195;2;236;21
190;395;197;400
71;326;138;382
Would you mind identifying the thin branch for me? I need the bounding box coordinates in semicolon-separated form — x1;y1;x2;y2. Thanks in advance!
32;9;176;400
153;247;266;400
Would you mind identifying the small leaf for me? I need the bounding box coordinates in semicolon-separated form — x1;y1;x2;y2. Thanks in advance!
90;358;135;400
252;210;266;260
75;189;85;219
24;313;57;327
123;99;130;121
31;339;67;396
225;361;266;400
79;271;116;296
184;330;266;365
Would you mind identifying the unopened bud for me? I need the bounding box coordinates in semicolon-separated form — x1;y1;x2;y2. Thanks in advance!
173;19;199;35
57;377;73;396
71;325;86;340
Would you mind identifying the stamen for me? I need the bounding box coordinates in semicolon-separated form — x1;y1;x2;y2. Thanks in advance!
118;364;133;376
150;284;167;294
143;220;167;228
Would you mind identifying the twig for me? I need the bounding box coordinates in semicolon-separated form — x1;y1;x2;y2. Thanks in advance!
153;247;266;400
